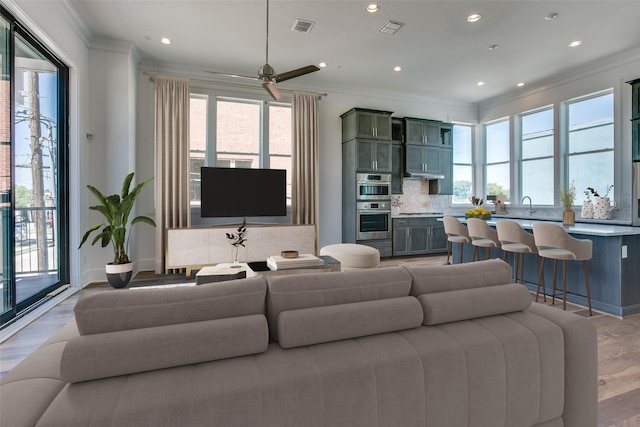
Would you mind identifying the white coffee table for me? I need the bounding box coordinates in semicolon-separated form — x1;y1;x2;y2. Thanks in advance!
195;263;258;285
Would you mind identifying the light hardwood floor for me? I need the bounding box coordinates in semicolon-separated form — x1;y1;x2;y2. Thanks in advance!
1;254;639;426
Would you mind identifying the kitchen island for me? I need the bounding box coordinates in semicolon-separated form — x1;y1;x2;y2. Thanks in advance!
453;217;640;317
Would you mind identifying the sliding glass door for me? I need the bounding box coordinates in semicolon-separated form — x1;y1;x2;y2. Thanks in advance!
1;8;69;327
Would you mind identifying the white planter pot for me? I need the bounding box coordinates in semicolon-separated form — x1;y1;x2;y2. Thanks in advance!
105;262;133;288
580;200;594;219
592;197;616;220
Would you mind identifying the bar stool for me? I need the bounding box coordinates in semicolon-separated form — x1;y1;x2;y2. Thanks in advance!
532;222;593;316
442;216;471;264
467;218;501;261
495;220;540;290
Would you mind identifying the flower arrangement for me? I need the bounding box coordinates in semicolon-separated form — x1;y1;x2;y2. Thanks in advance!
226;224;247;265
559;181;577;210
586;185;613;198
391;197;403;208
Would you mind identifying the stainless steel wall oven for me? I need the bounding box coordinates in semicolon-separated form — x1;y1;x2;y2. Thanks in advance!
356;201;391;240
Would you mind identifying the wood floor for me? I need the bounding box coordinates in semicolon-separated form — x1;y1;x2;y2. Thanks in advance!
1;254;639;426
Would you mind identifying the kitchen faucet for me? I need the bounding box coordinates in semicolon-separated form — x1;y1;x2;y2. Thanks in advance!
522;196;535;216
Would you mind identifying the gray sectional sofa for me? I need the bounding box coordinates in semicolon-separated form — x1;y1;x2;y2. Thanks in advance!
0;259;597;427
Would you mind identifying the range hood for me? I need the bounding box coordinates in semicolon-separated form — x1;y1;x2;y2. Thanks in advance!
405;171;445;180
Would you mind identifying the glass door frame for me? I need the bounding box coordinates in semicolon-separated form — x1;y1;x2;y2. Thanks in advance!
1;6;70;327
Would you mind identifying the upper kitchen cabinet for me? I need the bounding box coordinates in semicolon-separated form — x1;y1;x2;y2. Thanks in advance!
341;108;393;141
354;139;392;172
629;79;640;161
405;118;441;145
440;123;453;147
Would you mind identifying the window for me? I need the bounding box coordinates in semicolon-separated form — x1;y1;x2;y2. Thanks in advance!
485;119;510;202
520;107;554;204
566;92;614;202
188;95;292;207
452;124;473;203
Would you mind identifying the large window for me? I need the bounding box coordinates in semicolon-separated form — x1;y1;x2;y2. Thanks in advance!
189;95;292;208
485;119;510;202
452;124;473;203
567;92;614;202
520;107;554;204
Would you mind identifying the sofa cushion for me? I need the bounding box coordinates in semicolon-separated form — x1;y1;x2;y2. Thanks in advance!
419;284;532;325
74;275;267;335
277;296;423;348
404;258;513;296
60;314;269;383
266;266;413;341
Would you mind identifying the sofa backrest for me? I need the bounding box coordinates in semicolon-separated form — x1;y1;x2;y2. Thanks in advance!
62;276;270;383
403;259;531;325
74;275;267;335
266;266;423;347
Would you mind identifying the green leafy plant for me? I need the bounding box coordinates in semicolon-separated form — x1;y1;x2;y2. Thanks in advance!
559;181;577;210
226;225;247;248
78;173;156;264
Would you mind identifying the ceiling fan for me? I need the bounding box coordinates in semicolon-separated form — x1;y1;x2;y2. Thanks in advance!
205;0;320;100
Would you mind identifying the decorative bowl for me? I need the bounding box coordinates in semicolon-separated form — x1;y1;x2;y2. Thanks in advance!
281;250;299;259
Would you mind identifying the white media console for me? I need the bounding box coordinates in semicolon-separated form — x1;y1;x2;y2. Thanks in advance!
165;224;317;275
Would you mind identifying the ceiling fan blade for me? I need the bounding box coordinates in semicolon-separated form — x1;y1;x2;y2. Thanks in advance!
204;70;258;81
262;80;281;100
274;65;320;83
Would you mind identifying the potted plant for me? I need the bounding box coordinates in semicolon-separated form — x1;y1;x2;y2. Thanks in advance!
79;173;156;288
559;181;576;226
226;222;247;267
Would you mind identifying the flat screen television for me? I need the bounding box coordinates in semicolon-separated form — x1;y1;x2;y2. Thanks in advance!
200;167;287;218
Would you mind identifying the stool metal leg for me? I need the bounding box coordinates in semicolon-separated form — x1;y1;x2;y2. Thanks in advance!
518;253;525;284
446;241;452;264
536;257;547;302
551;259;558;306
562;260;567;311
583;261;593;316
459;242;464;264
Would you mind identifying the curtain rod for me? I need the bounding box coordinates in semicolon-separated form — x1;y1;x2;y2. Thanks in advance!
142;71;327;98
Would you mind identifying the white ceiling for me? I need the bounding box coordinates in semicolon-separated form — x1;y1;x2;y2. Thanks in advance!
68;0;640;104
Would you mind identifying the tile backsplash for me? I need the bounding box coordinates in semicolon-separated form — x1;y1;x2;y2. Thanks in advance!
393;179;450;213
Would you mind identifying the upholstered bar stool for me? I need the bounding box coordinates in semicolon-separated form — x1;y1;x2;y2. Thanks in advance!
467;218;501;261
495;220;539;289
532;223;593;316
442;216;471;264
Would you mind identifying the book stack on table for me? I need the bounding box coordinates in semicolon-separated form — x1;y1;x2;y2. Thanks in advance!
266;254;325;271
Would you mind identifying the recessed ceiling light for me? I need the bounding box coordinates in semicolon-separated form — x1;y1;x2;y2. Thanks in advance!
545;13;559;21
393;66;402;72
467;14;482;23
477;81;485;86
367;4;380;13
318;62;327;68
568;40;583;48
160;37;172;45
488;44;499;51
517;82;525;87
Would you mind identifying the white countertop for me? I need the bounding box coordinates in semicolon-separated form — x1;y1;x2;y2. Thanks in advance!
457;217;640;237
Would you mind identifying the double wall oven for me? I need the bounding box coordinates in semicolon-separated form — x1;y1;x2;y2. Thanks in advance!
356;173;391;240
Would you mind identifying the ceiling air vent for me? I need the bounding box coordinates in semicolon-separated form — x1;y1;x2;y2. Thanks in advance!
292;19;315;33
379;20;404;35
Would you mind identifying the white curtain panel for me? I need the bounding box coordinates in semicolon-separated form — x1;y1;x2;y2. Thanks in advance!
154;75;190;273
291;91;319;228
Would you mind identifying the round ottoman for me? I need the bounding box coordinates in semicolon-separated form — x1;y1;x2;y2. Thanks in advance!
320;243;380;270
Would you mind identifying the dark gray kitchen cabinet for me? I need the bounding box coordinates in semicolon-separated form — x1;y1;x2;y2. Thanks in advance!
629;79;640;161
341;108;392;141
355;139;392;172
392;217;448;255
391;142;404;194
405;118;441;145
437;147;453;195
405;144;440;174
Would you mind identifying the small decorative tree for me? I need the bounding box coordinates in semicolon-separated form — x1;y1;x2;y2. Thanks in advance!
559;181;576;225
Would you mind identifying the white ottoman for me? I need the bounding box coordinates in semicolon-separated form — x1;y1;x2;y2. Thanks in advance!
320;243;380;270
